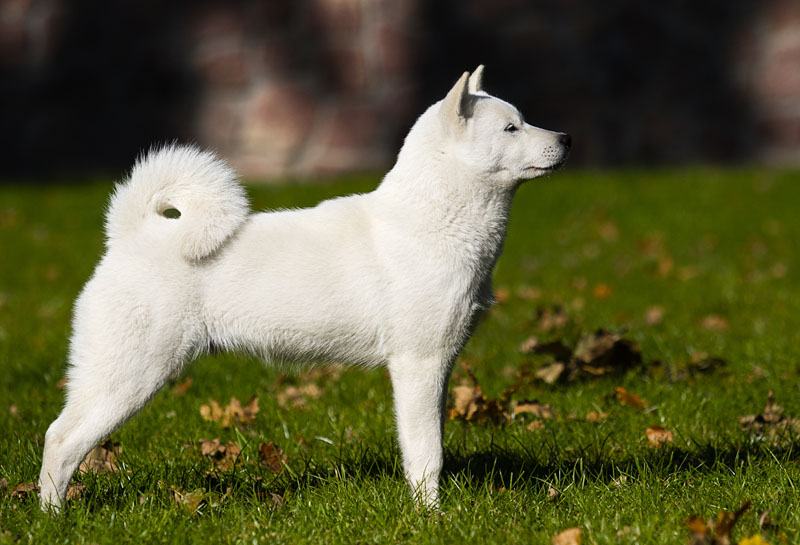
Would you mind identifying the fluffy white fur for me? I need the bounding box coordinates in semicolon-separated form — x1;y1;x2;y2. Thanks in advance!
39;66;570;511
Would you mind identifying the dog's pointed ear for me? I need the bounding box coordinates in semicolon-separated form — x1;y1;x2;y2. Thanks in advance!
440;71;473;127
468;65;484;93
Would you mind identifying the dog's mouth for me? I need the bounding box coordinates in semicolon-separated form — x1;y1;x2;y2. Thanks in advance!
524;159;567;173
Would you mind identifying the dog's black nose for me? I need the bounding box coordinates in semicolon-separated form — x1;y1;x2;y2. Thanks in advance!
558;133;572;149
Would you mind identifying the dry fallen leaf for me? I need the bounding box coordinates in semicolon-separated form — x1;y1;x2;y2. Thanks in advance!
646;425;674;448
66;483;86;500
9;481;38;500
530;330;643;385
701;315;729;331
449;385;484;420
685;501;751;545
494;286;511;303
644;305;665;325
258;442;289;474
172;376;193;395
447;364;512;423
200;396;259;427
592;283;612;299
513;400;554;419
535;362;566;385
277;384;322;409
585;410;609;423
598;220;618;242
534;306;569;332
198;438;242;471
518;335;540;354
574;330;642;371
517;285;542;301
685;515;710;545
739;390;800;442
172;487;206;515
552;527;582;545
614;387;649;410
80;440;120;474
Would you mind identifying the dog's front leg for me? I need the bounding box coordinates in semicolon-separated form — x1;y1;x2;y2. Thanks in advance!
389;355;452;509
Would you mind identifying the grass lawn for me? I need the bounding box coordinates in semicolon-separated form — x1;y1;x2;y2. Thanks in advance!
2;168;800;544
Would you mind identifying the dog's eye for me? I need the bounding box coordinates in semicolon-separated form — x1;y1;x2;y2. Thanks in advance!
504;124;518;133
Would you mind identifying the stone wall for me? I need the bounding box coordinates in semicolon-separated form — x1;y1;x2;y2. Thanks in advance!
2;0;800;180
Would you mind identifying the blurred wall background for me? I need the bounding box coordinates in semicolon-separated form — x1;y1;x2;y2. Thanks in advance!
1;0;799;181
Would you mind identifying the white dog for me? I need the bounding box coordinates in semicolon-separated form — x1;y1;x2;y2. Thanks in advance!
39;66;570;511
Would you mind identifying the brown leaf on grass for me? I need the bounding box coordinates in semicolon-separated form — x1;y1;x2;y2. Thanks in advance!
715;501;752;545
517;285;542;301
80;440;120;474
66;483;85;500
530;330;643;385
645;425;674;448
574;330;642;371
171;487;207;515
513;400;554;419
533;340;574;362
739;391;800;440
447;385;507;423
447;364;512;423
9;481;38;500
657;256;674;277
258;442;288;474
585;410;609;423
535;362;566;385
598;220;619;242
684;501;751;545
277;384;322;409
614;387;649;410
686;516;710;545
534;306;569;332
644;305;665;325
200;396;259;427
494;286;511;304
449;385;484;420
172;376;193;395
701;315;729;331
592;283;612;299
656;352;727;382
771;262;788;279
518;335;540;354
198;438;242;471
551;527;582;545
55;377;68;391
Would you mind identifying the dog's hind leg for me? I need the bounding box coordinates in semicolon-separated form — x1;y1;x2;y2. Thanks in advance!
389;355;453;509
39;336;188;511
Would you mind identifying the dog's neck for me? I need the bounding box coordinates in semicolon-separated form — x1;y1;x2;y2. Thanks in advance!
377;150;515;276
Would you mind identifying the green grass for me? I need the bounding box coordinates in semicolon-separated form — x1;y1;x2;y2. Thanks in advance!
2;168;800;543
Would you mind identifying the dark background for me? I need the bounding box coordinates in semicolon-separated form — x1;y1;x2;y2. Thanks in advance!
1;0;797;180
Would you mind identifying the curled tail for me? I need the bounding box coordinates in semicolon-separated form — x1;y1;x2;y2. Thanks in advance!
105;144;250;260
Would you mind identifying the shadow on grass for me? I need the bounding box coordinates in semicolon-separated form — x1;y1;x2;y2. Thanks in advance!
27;433;800;515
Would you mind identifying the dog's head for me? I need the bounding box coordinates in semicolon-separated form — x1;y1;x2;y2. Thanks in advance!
438;65;571;187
